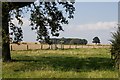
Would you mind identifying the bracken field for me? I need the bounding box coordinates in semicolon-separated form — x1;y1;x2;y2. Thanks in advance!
2;48;119;78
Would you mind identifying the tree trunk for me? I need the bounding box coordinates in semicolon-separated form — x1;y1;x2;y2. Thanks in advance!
1;2;34;62
2;7;11;61
118;58;120;80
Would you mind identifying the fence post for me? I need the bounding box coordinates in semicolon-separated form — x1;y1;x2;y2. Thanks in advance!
48;44;50;49
75;44;77;49
69;44;72;49
27;44;29;50
61;43;62;49
11;45;12;51
54;43;57;50
61;44;64;50
51;45;52;49
41;44;43;50
102;45;104;48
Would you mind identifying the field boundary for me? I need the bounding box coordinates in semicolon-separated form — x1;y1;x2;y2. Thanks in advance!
10;43;111;51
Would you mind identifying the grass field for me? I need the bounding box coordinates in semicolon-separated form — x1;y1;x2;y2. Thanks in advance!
2;48;118;78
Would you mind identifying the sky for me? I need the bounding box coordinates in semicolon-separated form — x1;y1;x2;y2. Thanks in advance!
11;2;118;44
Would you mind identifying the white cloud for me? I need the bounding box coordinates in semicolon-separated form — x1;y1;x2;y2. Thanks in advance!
75;21;117;31
61;21;117;38
12;18;117;31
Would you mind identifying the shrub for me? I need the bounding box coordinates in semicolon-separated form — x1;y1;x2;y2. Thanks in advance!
110;26;120;68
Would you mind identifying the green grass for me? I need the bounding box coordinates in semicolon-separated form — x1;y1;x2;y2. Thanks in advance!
2;48;118;78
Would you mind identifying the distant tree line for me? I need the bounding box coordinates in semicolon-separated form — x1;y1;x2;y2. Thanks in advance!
40;38;88;45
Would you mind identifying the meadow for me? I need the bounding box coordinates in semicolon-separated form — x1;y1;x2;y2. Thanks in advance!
2;48;118;78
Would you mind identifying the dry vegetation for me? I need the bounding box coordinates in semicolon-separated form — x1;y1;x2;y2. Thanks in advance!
10;42;111;51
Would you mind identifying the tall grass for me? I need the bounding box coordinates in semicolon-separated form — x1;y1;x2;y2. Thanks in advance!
2;48;118;78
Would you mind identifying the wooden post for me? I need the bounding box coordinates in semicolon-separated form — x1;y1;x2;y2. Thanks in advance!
102;45;104;48
61;43;64;50
61;43;62;49
75;44;77;49
10;45;12;51
50;44;51;50
54;44;57;50
51;45;52;49
63;44;64;49
48;45;50;49
41;44;43;50
69;44;71;49
27;45;29;50
54;39;57;50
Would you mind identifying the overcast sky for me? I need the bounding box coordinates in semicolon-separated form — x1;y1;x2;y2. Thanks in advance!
11;2;118;44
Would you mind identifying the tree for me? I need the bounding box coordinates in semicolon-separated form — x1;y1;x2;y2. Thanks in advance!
82;39;88;45
110;26;120;68
92;37;100;44
0;27;2;47
2;1;75;61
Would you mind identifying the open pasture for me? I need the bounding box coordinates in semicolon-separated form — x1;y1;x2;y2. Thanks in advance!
3;48;118;78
